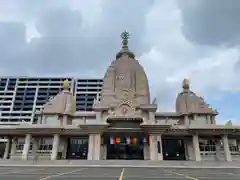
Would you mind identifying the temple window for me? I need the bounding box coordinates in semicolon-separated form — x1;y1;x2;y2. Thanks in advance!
195;115;207;124
199;139;216;155
228;139;239;154
38;138;53;154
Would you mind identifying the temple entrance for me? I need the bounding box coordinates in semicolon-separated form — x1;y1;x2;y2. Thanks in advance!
107;143;144;160
105;134;145;160
105;119;145;160
66;137;88;159
162;138;186;160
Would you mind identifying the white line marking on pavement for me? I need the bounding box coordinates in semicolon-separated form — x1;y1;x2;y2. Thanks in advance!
164;169;199;180
119;168;124;180
0;168;46;175
39;168;86;180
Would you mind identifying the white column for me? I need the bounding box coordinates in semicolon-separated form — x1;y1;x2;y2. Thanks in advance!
32;138;39;160
192;134;201;161
212;116;216;124
149;112;155;124
222;135;232;162
22;134;31;160
62;115;68;126
149;135;157;160
184;115;189;125
96;112;102;123
51;134;60;160
10;138;17;156
100;144;107;160
206;115;211;124
3;137;12;159
144;145;150;160
93;134;101;160
87;135;94;160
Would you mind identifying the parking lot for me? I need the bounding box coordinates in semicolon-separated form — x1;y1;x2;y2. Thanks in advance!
0;167;239;179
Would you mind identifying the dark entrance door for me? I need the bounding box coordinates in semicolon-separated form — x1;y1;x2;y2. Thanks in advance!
107;143;144;160
162;139;186;160
66;137;88;159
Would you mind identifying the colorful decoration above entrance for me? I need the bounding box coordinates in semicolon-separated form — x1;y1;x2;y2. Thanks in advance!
109;136;149;145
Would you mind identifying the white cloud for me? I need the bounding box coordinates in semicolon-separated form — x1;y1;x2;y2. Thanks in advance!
0;0;240;121
136;1;240;113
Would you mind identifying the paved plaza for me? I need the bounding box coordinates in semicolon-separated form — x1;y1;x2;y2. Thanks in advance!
0;167;239;180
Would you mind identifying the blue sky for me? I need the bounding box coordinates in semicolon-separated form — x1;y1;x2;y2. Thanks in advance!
207;92;240;124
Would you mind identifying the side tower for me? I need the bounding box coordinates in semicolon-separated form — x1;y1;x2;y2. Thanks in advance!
176;79;218;125
93;31;157;123
37;79;76;126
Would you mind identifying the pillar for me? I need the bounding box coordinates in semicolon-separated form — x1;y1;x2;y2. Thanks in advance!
62;115;68;126
149;134;162;160
144;145;150;160
100;144;107;160
149;135;157;160
32;138;39;160
94;134;101;160
212;116;216;124
222;135;232;162
22;134;31;160
10;138;17;156
3;137;12;159
96;112;102;123
87;134;101;160
184;115;189;125
87;134;94;160
206;115;211;124
51;134;60;160
192;134;201;161
149;112;155;124
61;138;68;159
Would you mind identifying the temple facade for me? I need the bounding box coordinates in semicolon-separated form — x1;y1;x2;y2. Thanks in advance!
1;31;240;162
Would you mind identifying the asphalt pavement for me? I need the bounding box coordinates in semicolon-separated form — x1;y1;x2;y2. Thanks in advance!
0;167;239;180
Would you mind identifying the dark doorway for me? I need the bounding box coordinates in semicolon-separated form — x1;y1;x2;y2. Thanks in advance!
107;143;144;160
0;142;6;158
162;139;186;160
66;137;88;159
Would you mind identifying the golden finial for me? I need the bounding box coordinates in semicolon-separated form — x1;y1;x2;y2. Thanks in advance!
62;79;70;90
116;30;135;59
182;78;190;90
120;30;130;50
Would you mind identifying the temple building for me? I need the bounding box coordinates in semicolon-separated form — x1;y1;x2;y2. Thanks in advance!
1;31;240;162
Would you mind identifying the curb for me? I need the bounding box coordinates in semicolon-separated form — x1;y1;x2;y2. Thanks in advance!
0;164;239;168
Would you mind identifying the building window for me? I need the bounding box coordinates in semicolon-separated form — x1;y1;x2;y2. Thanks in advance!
199;139;216;155
38;138;53;154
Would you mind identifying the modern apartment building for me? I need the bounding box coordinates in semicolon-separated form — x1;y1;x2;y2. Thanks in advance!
0;77;102;124
75;79;102;111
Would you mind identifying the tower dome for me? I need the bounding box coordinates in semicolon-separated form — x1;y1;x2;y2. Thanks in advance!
95;31;150;117
43;79;76;116
176;78;216;115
